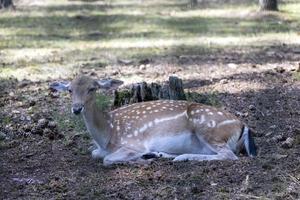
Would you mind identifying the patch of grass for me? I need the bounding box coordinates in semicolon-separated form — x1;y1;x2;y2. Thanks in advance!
293;71;300;81
186;91;222;107
1;116;12;125
113;89;132;107
95;92;113;110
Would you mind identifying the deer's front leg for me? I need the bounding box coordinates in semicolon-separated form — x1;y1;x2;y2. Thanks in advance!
103;147;148;166
89;140;108;159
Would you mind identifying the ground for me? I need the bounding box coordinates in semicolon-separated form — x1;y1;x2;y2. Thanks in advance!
1;0;300;199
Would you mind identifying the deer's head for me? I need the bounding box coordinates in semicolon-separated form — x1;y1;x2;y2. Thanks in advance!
50;75;123;115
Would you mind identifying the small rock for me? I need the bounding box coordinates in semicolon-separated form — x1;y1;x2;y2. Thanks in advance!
154;170;163;180
37;118;48;129
248;105;256;111
272;154;288;159
272;134;286;142
43;128;51;135
12;110;20;114
48;121;57;130
235;111;248;117
31;127;43;135
18;79;31;88
139;58;150;65
23;124;32;132
220;79;228;84
49;92;60;98
0;132;7;140
88;71;97;76
28;100;36;107
227;63;237;69
139;64;146;70
111;70;119;76
275;66;285;73
281;137;294;149
118;59;133;65
269;125;277;129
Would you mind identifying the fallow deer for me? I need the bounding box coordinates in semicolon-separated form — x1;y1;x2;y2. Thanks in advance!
50;75;257;165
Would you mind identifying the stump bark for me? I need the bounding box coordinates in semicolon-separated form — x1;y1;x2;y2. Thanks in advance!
0;0;14;9
113;76;186;107
259;0;278;11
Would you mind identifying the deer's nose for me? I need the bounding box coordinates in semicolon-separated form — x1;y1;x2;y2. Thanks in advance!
72;103;84;115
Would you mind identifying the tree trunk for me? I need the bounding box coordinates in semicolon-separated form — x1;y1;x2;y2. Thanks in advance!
189;0;197;8
0;0;14;9
259;0;278;11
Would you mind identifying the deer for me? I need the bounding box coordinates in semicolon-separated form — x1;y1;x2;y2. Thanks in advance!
50;75;257;166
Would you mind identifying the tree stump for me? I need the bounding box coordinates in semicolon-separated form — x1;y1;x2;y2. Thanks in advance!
0;0;14;9
259;0;278;11
113;76;186;108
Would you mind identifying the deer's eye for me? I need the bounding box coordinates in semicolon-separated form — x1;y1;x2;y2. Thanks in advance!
68;89;72;93
88;87;96;93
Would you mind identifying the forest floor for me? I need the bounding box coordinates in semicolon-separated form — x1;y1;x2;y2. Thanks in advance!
1;0;300;199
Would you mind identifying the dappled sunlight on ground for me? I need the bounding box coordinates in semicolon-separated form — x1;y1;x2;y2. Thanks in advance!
1;0;300;80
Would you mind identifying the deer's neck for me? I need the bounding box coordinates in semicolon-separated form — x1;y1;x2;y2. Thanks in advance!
82;100;111;150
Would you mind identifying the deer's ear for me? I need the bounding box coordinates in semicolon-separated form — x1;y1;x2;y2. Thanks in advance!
96;78;123;90
49;81;70;92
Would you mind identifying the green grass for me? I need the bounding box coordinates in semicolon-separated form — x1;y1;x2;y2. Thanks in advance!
186;91;221;107
0;0;300;80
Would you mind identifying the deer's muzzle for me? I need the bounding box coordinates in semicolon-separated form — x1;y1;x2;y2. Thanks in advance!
72;103;84;115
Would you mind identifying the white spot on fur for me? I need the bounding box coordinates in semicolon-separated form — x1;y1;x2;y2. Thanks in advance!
207;120;216;128
208;112;214;115
146;107;151;110
117;126;120;131
121;141;128;145
196;110;200;113
217;112;223;115
139;124;148;133
127;134;133;138
191;111;195;115
110;123;114;128
142;111;146;114
205;109;210;112
199;115;206;124
148;121;153;127
134;130;138;136
217;120;238;127
154;111;187;124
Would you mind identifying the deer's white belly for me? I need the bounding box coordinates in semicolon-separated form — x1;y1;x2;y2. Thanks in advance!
144;132;216;155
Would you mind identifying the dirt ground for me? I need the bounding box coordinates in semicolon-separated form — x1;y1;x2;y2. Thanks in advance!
1;0;300;199
1;50;300;199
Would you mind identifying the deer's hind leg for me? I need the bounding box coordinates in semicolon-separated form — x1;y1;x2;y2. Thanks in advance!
173;147;238;162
